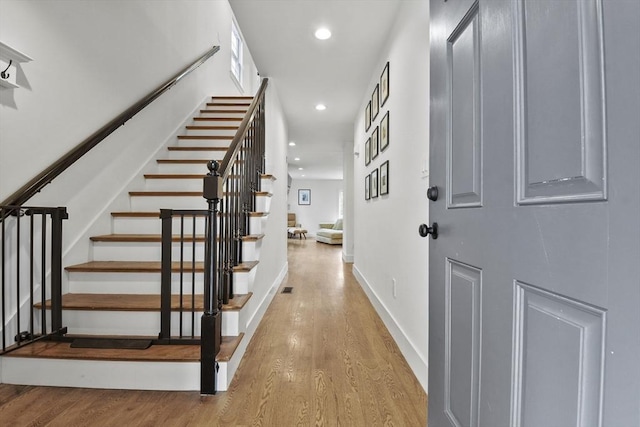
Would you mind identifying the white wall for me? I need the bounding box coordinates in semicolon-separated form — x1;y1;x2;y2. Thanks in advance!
287;179;343;236
0;0;259;262
352;1;430;391
343;140;355;262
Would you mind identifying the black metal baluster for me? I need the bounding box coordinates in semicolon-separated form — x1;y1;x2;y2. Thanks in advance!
159;209;173;341
16;209;21;341
191;214;196;338
30;212;34;341
50;207;67;335
1;207;6;351
41;212;46;335
179;214;184;338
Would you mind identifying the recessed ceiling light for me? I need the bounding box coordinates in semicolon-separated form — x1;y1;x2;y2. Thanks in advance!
315;104;326;111
315;28;332;40
294;157;300;161
298;167;304;170
302;174;306;177
289;141;296;146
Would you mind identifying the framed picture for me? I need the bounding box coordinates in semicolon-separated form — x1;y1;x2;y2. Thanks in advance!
380;62;389;107
371;126;379;160
371;84;380;121
380;111;389;152
371;168;379;198
365;101;371;131
365;174;371;200
380;160;389;195
298;189;311;205
365;137;371;166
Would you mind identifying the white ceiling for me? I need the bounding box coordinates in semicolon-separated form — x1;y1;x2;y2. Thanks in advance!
229;0;401;181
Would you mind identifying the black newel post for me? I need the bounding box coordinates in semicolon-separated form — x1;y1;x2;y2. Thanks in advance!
201;160;222;395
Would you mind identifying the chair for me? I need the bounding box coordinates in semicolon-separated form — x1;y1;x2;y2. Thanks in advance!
287;213;307;239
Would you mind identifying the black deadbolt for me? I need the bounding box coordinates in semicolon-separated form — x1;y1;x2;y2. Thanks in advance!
427;186;439;201
419;222;438;239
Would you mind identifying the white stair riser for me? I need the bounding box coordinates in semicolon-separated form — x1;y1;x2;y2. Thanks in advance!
190;119;242;127
205;105;249;111
67;270;252;295
249;215;267;235
92;240;259;263
256;195;271;213
92;241;205;262
130;195;208;211
145;178;204;191
113;216;206;234
183;129;237;137
39;309;243;336
156;163;212;174
260;178;274;194
166;150;226;160
199;110;245;117
0;358;232;391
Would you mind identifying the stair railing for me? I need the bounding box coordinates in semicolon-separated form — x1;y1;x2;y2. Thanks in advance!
0;206;68;354
158;78;268;395
1;46;220;355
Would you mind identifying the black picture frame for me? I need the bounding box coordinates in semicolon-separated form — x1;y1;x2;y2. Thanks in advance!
298;189;311;205
365;174;371;200
365;101;371;131
380;62;389;107
380;160;389;195
371;84;380;121
365;137;371;166
371;168;379;198
380;111;389;152
371;126;379;160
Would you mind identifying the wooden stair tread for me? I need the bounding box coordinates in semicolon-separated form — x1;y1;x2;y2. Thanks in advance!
90;234;263;243
193;117;242;122
4;334;244;363
156;159;210;164
211;96;253;100
168;145;229;150
111;212;160;218
65;260;258;273
261;174;277;181
90;234;205;243
206;102;251;107
129;191;202;196
186;125;239;130
200;109;247;114
36;292;252;312
143;174;206;179
175;135;233;140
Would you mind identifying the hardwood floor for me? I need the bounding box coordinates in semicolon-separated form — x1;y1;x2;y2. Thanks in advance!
0;240;427;426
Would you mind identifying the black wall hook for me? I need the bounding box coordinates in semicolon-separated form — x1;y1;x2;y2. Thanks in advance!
1;60;12;79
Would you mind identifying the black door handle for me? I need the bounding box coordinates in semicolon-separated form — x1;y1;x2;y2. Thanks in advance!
419;222;438;239
427;186;438;201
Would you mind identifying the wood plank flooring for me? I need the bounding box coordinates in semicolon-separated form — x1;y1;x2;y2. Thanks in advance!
0;240;427;426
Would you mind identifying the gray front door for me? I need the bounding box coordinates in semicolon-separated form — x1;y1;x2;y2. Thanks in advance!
428;0;640;426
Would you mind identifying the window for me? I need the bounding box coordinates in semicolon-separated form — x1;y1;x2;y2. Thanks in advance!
231;21;243;86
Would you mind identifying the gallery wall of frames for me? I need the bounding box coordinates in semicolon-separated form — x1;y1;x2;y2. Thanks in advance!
364;61;390;201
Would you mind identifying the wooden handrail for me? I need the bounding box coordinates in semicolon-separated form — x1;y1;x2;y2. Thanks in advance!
219;78;269;181
1;45;221;209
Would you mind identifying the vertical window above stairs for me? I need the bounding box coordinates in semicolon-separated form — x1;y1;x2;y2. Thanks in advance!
231;21;243;88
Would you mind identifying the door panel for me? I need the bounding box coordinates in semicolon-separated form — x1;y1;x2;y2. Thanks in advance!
445;259;482;427
511;282;606;427
447;3;483;209
514;0;606;204
428;0;640;426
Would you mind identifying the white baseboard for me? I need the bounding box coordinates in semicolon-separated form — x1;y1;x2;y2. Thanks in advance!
246;262;288;333
342;252;354;263
352;264;428;392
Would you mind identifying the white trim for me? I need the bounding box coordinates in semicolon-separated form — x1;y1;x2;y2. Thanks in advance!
352;264;428;392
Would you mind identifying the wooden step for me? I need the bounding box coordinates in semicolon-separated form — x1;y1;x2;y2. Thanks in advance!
206;102;251;107
156;159;210;164
168;145;229;150
176;135;233;140
111;211;266;218
211;96;253;100
90;234;205;243
193;117;242;122
90;234;264;243
261;174;277;181
129;191;202;197
4;333;244;363
65;260;259;273
143;174;205;179
200;109;247;114
186;125;239;131
36;292;252;312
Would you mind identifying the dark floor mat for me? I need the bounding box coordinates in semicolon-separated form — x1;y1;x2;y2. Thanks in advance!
70;338;152;350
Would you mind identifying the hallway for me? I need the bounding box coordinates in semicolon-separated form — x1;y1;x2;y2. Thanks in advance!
0;240;426;426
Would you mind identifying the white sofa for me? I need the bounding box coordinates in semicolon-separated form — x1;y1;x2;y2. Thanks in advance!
316;219;343;245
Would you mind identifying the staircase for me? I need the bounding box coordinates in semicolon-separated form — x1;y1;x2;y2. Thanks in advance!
1;95;275;392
